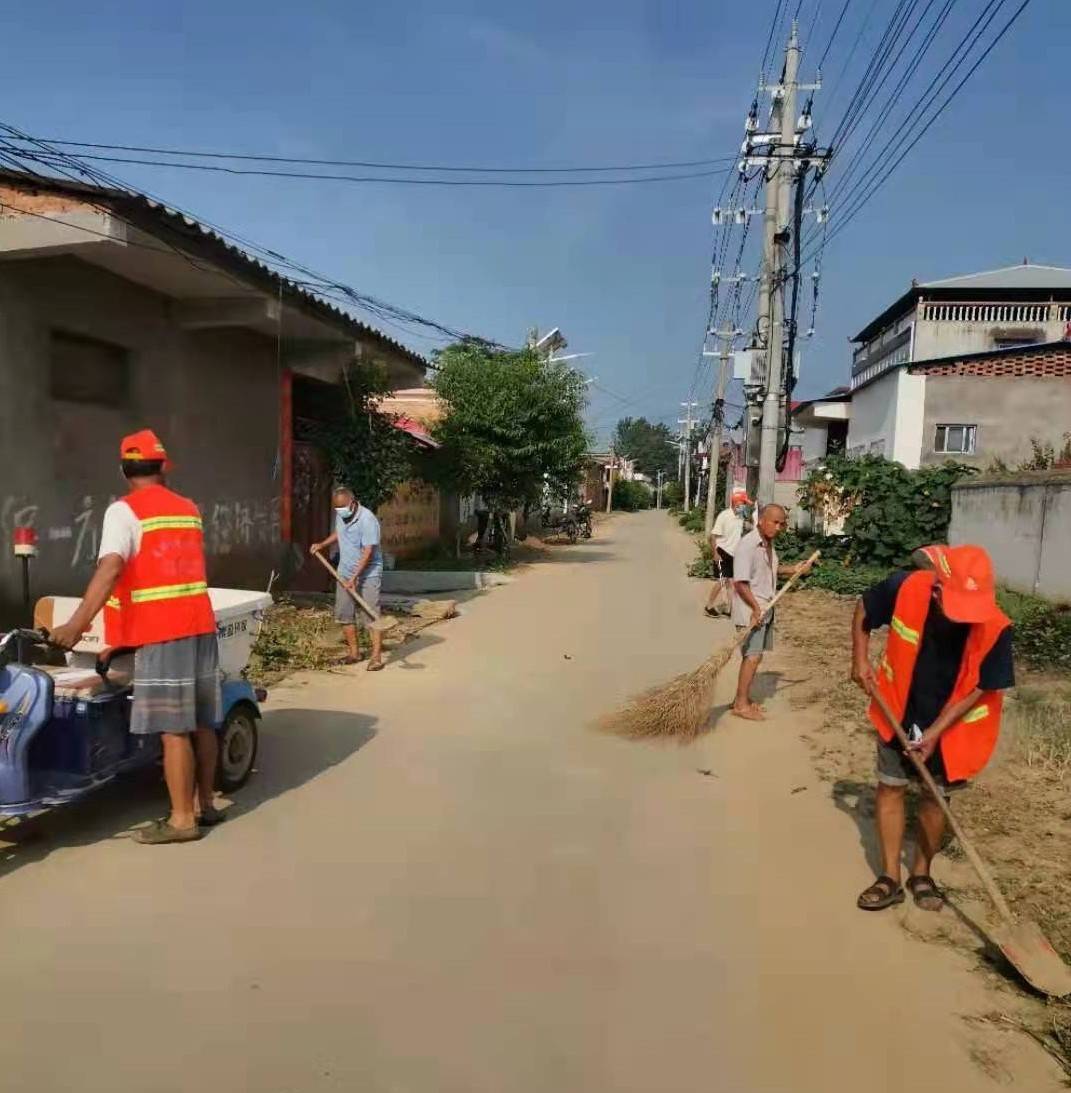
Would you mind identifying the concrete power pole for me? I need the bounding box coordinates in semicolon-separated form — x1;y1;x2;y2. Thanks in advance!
606;443;615;513
756;25;801;508
703;327;736;533
678;401;698;511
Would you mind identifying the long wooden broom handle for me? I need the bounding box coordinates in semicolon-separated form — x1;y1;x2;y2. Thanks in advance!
869;687;1013;924
727;549;822;651
311;548;380;622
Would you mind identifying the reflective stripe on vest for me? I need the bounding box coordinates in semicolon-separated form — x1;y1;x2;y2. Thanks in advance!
130;580;209;605
962;703;989;725
140;515;203;534
890;615;919;646
106;596;121;609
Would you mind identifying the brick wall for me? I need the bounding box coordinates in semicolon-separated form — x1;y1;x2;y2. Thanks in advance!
911;346;1071;377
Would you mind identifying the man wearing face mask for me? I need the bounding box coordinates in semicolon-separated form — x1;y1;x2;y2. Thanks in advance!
704;490;751;617
49;429;221;844
312;487;384;671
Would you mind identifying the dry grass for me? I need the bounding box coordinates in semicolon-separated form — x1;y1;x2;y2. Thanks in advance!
778;589;1071;1071
597;643;736;742
249;597;457;686
779;589;1071;958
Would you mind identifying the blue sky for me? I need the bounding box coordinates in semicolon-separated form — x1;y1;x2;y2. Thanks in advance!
3;0;1067;441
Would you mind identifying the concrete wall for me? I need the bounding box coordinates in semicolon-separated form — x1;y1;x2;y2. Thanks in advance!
919;374;1071;469
0;255;285;623
950;475;1071;602
846;369;926;468
912;315;1067;362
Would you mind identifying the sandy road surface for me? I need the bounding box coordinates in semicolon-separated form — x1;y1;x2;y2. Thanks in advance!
0;510;1061;1091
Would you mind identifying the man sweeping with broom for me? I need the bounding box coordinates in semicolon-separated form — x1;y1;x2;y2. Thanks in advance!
730;503;809;721
851;544;1014;912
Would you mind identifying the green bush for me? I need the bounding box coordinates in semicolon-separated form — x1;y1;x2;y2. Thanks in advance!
662;481;684;510
612;479;653;512
997;589;1071;671
798;455;975;567
688;538;715;577
676;506;705;533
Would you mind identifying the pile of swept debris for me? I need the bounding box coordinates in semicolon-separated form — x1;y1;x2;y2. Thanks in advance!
249;596;457;685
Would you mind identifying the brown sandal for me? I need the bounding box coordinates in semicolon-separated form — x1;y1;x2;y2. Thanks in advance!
857;875;905;911
906;875;944;912
366;660;385;672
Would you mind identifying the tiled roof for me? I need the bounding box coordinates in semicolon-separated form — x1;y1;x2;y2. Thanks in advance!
0;167;428;372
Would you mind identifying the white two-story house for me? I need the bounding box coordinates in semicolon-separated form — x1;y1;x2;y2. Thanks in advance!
846;263;1071;467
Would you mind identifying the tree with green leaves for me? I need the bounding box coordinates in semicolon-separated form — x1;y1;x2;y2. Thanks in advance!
312;362;414;511
425;341;590;511
612;417;678;479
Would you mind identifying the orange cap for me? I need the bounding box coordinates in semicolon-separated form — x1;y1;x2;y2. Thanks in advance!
120;428;172;471
933;544;1000;624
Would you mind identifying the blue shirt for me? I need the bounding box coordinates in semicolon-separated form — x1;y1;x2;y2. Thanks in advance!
336;505;383;581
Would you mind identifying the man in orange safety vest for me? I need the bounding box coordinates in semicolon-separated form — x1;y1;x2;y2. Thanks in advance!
850;544;1014;913
51;430;222;845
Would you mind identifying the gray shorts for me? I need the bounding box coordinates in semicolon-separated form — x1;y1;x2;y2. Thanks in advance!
737;612;774;658
335;573;382;628
130;633;222;735
876;734;967;797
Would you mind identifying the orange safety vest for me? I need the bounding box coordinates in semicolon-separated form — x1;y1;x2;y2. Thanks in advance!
868;570;1010;783
103;485;216;648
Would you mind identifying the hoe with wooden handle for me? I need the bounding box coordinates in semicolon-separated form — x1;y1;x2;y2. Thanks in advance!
311;549;399;634
870;687;1071;998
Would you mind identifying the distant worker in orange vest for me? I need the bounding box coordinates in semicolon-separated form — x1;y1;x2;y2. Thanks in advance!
850;544;1013;912
51;430;222;845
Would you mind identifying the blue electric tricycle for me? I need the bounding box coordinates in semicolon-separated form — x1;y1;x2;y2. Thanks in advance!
0;628;264;817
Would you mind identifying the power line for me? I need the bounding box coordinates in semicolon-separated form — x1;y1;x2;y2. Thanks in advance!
795;0;1034;269
0;125;490;345
14;148;734;189
817;0;854;70
5;137;739;175
821;0;1015;227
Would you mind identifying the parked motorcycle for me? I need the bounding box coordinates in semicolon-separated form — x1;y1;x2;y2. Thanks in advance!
574;501;593;539
539;504;579;544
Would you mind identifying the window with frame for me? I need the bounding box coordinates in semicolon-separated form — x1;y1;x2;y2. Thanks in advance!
49;331;130;405
934;424;977;455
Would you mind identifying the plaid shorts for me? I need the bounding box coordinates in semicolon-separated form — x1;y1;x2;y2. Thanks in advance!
130;634;222;735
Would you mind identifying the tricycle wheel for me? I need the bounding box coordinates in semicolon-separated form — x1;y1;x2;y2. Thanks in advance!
217;706;258;791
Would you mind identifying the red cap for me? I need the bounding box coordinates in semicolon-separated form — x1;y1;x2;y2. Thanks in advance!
731;490;752;505
120;429;172;471
932;544;1000;624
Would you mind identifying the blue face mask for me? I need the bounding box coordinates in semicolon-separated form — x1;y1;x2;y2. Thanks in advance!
335;505;355;520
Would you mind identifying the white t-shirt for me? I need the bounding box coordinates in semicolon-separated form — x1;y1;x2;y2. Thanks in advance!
710;508;744;555
98;500;142;562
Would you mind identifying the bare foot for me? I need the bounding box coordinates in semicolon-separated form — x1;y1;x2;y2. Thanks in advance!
731;705;765;721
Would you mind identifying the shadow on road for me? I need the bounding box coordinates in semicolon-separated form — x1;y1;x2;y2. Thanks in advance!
0;707;377;880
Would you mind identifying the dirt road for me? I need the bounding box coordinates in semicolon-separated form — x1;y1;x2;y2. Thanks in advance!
0;511;1062;1091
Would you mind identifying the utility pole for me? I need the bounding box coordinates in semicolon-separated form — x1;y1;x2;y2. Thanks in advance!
703;327;737;533
606;443;615;514
756;24;801;508
678;401;698;512
656;469;664;509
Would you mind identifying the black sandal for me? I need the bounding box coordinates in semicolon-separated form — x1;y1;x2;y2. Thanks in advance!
906;875;945;912
857;875;905;911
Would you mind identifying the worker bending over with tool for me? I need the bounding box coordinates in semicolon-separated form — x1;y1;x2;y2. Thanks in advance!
312;487;384;671
851;544;1014;912
51;430;222;844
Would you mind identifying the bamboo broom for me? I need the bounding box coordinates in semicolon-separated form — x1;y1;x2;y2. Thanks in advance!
598;550;820;742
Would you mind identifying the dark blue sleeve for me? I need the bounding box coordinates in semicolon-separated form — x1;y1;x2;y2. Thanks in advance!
979;626;1015;691
860;570;910;632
